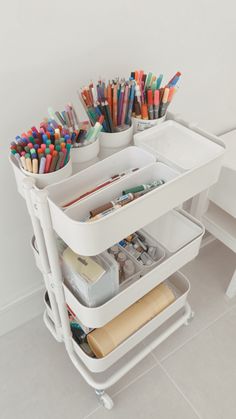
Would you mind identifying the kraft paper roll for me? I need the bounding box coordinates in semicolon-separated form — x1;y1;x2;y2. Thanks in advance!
87;283;175;358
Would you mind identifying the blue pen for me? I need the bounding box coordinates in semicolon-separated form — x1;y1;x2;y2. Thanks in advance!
126;82;135;125
42;134;48;143
168;75;180;87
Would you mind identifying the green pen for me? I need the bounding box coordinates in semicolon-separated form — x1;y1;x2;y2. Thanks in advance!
29;136;35;144
85;127;94;141
55;144;61;152
64;143;71;165
145;72;153;88
123;180;165;195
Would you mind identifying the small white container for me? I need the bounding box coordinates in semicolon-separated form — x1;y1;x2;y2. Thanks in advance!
99;124;133;158
143;210;203;254
9;153;72;196
70;137;100;164
62;250;119;307
72;271;190;372
63;209;204;328
134;120;224;172
132;114;166;134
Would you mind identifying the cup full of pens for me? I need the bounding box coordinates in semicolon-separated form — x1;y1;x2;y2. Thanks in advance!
80;78;134;156
10;119;73;189
131;70;181;133
49;104;103;163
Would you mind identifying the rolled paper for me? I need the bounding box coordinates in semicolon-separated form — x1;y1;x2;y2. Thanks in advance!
87;282;175;358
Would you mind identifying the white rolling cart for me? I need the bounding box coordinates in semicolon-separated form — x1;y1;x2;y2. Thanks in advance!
10;113;225;410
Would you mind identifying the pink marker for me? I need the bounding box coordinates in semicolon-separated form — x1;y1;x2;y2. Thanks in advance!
41;144;46;152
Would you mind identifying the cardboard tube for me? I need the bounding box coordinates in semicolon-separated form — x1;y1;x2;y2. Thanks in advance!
87;283;175;358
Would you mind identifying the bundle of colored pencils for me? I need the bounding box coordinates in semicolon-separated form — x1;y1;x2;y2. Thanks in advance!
10;114;103;174
131;70;181;120
80;78;135;133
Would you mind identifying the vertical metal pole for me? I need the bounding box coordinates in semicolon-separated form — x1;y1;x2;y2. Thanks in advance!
34;188;73;352
190;190;209;219
23;178;62;338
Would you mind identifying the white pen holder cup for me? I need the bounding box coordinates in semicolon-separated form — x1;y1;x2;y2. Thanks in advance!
10;155;72;193
70;137;100;164
132;114;166;134
99;124;133;158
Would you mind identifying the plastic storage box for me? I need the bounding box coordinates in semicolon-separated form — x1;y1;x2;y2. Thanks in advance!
62;249;119;307
143;210;204;254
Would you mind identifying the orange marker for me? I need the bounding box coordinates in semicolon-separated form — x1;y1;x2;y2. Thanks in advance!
141;103;148;120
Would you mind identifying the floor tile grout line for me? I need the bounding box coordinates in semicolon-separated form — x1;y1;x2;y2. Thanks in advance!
111;362;158;398
83;362;159;419
159;303;236;363
153;354;203;419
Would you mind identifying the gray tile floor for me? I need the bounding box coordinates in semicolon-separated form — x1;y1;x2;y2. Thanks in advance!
1;240;236;419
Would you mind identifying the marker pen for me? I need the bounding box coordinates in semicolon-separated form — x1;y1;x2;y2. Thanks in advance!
64;143;71;166
45;154;52;173
89;205;121;221
90;193;134;217
39;156;46;174
141;103;148;120
123;180;165;195
26;156;32;172
49;150;59;172
147;90;154;120
20;156;27;170
134;98;141;118
32;158;38;174
154;90;160;119
55;151;64;171
159;87;170;117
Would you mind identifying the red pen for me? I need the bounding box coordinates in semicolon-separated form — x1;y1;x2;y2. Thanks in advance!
147;90;154;120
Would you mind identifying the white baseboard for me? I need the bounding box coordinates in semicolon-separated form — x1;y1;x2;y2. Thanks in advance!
0;286;45;337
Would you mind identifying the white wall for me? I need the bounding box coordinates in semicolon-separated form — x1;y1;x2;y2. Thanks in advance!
1;0;236;333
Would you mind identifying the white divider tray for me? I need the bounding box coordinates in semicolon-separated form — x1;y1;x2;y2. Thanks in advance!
72;271;190;373
52;161;179;255
46;146;155;209
63;209;204;328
